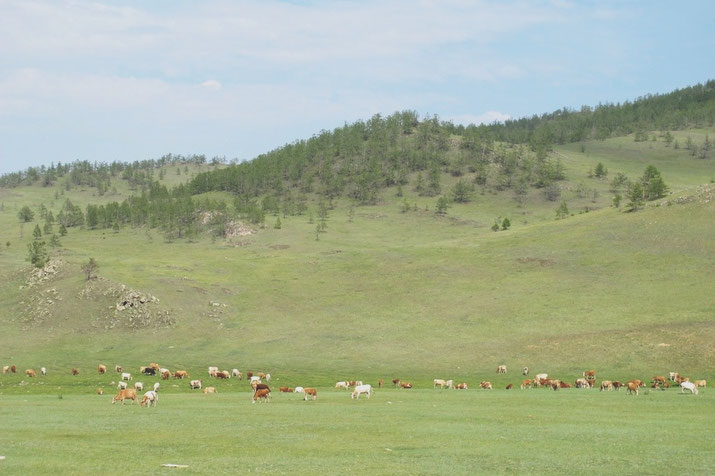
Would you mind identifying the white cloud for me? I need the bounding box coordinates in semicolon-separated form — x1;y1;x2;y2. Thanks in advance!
448;111;512;126
200;80;222;90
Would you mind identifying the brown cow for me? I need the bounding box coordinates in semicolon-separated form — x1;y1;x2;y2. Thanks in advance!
480;381;492;390
652;376;667;385
378;379;383;389
174;370;189;379
392;379;400;387
583;370;596;379
455;382;468;389
115;365;122;373
112;388;138;405
600;380;613;391
246;372;254;379
279;387;293;393
612;381;623;390
303;388;317;400
26;369;37;377
694;380;707;388
161;370;171;380
521;379;532;389
626;382;639;396
11;365;16;373
97;387;104;395
559;381;571;388
215;371;230;379
71;368;79;376
505;384;513;390
203;387;218;394
400;382;413;389
98;364;107;374
253;388;271;403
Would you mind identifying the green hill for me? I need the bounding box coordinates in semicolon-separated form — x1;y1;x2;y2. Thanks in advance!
0;84;714;386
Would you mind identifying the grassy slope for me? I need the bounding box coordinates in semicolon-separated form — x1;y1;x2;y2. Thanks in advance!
0;132;713;385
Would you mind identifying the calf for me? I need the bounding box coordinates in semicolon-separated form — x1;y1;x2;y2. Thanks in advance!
112;388;138;405
279;387;293;393
505;384;513;390
40;367;46;376
520;379;532;389
97;388;104;395
115;365;122;373
253;388;271;403
10;365;16;373
71;368;79;376
303;388;317;400
378;379;383;388
26;369;37;377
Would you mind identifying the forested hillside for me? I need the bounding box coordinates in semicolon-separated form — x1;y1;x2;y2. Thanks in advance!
0;81;713;377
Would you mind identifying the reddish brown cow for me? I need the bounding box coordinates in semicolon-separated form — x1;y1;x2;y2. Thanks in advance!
279;387;293;393
303;388;318;400
378;379;383;389
455;383;468;389
612;381;623;390
521;379;532;389
98;364;107;374
400;382;413;389
174;370;189;379
11;365;16;373
505;384;513;390
246;372;254;379
583;370;596;379
392;379;400;387
253;388;271;403
112;388;137;404
215;371;230;379
26;369;37;377
161;370;171;380
480;381;492;390
652;376;667;385
626;382;639;395
559;381;572;388
71;368;79;376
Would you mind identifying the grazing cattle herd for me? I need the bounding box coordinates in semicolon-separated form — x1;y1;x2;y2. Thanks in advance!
1;362;709;409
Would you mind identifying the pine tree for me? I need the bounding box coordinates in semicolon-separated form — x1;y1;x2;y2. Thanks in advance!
33;224;42;240
555;200;569;219
501;217;511;230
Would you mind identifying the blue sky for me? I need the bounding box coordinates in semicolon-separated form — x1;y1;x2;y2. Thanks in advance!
0;0;713;174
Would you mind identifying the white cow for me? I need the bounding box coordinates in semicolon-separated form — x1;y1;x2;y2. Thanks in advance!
141;390;158;407
189;379;202;390
153;382;160;392
433;379;447;389
265;373;271;382
121;372;132;381
40;367;47;376
232;368;241;378
680;381;699;395
535;373;548;382
351;384;372;399
134;382;144;392
445;379;454;389
208;366;218;376
117;381;128;390
335;381;350;389
250;375;262;383
294;386;304;394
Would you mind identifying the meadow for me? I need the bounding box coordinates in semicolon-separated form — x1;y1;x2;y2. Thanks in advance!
1;383;713;474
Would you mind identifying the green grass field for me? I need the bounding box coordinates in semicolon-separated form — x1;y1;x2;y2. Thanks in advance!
1;384;713;474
